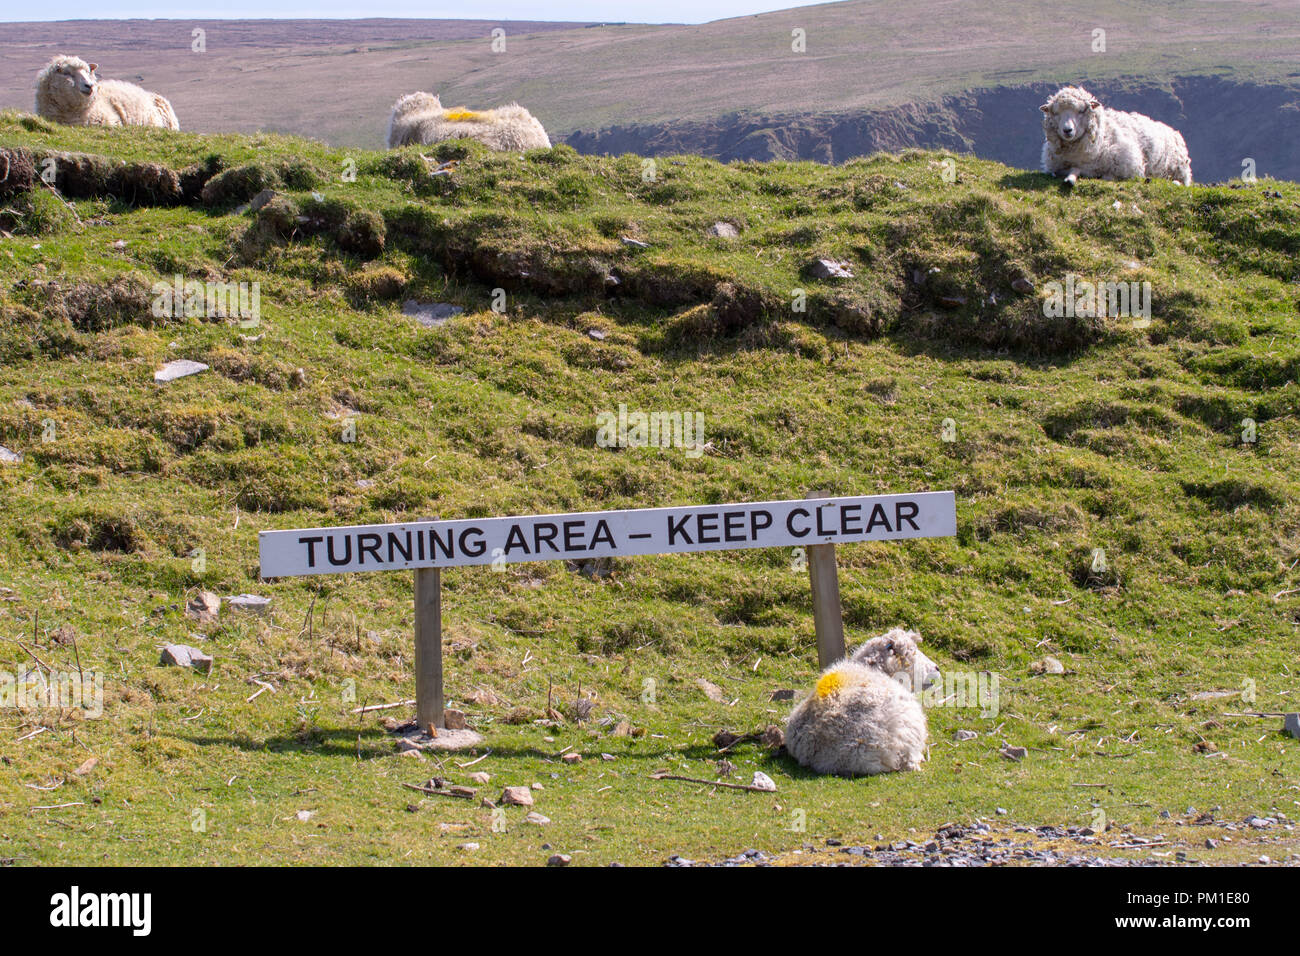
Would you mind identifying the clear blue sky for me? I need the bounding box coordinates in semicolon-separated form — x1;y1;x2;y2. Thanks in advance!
3;1;832;24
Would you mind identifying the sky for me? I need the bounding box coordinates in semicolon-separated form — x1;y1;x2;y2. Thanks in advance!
2;0;833;24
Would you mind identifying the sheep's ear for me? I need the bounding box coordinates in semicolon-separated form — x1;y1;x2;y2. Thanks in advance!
1088;99;1101;110
1039;103;1050;113
89;63;98;73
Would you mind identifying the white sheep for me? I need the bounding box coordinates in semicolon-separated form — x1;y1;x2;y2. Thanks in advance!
784;628;940;776
1040;85;1190;186
35;56;179;130
385;92;551;151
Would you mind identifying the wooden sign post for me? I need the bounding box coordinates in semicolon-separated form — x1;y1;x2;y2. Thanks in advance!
259;492;957;746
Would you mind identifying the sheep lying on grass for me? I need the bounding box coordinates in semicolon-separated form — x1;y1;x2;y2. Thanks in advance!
1040;85;1191;186
385;92;551;150
35;56;179;130
785;628;939;776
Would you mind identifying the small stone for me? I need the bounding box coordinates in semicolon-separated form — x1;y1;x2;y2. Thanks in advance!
247;188;277;212
1031;656;1065;675
443;709;468;731
600;753;615;762
751;771;777;792
696;678;725;703
111;239;127;250
524;811;551;825
400;749;426;760
459;842;479;851
586;328;606;341
706;221;739;238
224;593;270;614
547;853;571;866
808;258;853;280
296;810;314;822
712;730;740;749
560;752;582;764
996;807;1008;815
1205;838;1218;849
186;591;221;623
1000;745;1028;761
952;729;978;741
531;782;544;790
159;643;213;673
468;771;491;785
620;236;649;248
0;446;21;464
500;786;533;807
154;359;209;383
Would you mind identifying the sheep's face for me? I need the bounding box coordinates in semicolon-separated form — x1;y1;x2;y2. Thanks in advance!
850;629;940;692
50;60;98;102
1041;89;1101;145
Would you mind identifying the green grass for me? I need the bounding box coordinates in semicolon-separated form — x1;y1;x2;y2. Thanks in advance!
0;112;1298;866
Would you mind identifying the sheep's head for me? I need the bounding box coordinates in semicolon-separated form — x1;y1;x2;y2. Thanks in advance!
1040;86;1102;145
391;91;441;117
40;56;98;108
849;628;940;692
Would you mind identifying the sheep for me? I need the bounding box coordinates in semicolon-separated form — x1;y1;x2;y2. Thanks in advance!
1040;85;1191;186
784;628;939;776
35;56;179;130
385;92;551;151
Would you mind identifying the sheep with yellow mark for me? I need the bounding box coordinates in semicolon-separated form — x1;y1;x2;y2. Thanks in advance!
385;92;551;151
784;628;939;776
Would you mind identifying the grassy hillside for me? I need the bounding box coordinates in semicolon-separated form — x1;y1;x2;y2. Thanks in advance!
0;112;1298;866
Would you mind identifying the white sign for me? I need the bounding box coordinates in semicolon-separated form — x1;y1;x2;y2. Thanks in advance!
258;492;957;578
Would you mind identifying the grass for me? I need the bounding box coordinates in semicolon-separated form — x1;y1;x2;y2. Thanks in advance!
0;111;1298;866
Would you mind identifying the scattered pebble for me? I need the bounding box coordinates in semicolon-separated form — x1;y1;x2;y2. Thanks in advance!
154;359;209;383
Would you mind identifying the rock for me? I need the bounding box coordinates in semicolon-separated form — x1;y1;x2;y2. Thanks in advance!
751;771;777;792
808;258;854;280
1205;838;1218;849
400;749;426;760
154;359;209;383
531;782;544;790
547;853;571;866
500;786;534;807
1285;713;1300;739
296;810;314;822
707;221;739;238
620;236;649;249
443;709;468;731
0;446;21;464
401;300;463;328
185;591;221;622
1031;656;1065;675
1000;745;1028;761
696;678;725;703
459;842;479;851
952;729;978;741
74;757;98;776
600;753;615;761
524;811;551;825
560;752;582;764
1011;277;1034;294
468;771;491;785
224;593;270;614
466;687;499;707
159;643;213;673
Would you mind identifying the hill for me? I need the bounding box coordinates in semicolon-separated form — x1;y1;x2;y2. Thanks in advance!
2;1;1299;179
0;114;1297;865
